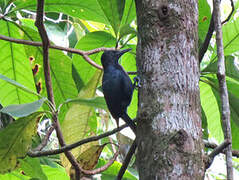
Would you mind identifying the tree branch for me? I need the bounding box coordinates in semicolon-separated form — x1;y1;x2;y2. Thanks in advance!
222;0;234;25
117;139;137;180
213;0;233;179
204;140;239;158
79;144;119;175
0;34;137;74
205;139;231;169
35;1;80;179
28;120;135;157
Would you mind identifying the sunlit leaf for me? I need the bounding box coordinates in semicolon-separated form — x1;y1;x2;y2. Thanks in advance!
0;21;38;106
14;0;108;24
61;71;102;173
77;144;107;170
64;97;107;110
97;0;125;36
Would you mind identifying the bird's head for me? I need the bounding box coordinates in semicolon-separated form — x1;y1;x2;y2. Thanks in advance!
101;48;131;68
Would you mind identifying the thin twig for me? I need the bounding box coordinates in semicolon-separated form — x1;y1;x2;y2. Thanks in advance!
28;120;135;157
213;0;233;179
80;144;119;175
0;35;137;74
205;139;231;169
204;140;239;158
222;0;234;25
117;139;137;180
34;126;55;151
35;1;80;179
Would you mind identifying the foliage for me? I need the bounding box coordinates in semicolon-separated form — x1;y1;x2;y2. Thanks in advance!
0;0;239;179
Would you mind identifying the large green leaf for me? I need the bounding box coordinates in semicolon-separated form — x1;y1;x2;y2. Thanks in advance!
97;158;137;180
0;170;30;179
0;98;46;117
201;75;239;149
0;21;37;106
210;18;239;62
64;97;107;110
19;157;47;180
72;31;116;85
61;70;102;173
0;112;43;173
203;56;239;81
97;0;125;36
198;0;211;42
200;80;223;144
0;74;40;98
121;0;136;26
14;0;108;24
41;164;70;180
223;18;239;56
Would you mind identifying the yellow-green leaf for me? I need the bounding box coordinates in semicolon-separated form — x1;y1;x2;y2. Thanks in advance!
77;144;107;170
0;112;43;173
61;70;102;173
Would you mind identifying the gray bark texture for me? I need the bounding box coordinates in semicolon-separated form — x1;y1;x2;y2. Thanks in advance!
135;0;204;179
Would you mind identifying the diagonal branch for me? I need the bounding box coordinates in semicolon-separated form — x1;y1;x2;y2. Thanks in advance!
213;0;233;179
34;126;55;151
117;139;137;180
27;120;135;157
205;139;231;169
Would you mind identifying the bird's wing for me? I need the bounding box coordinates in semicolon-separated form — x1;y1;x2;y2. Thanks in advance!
120;70;133;108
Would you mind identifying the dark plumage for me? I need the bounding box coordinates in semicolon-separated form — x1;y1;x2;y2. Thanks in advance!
101;49;136;133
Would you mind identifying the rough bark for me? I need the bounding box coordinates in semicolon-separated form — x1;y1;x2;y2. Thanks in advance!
135;0;204;179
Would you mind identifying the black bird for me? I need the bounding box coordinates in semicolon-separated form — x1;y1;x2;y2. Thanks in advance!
101;49;137;134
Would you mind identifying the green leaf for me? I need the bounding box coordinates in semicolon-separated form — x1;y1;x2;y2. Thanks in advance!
198;0;211;42
0;112;43;173
64;97;107;110
14;0;108;24
97;0;125;36
201;75;239;149
119;24;137;40
97;158;137;180
61;70;102;173
200;80;223;143
19;157;47;180
0;21;38;106
223;18;239;56
0;170;30;180
203;56;239;81
121;0;136;25
72;31;116;85
0;98;46;117
0;74;40;98
41;164;70;180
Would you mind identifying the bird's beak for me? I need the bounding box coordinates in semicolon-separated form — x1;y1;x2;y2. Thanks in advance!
118;48;132;57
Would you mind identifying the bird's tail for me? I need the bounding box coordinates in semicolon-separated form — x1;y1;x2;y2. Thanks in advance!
121;113;137;134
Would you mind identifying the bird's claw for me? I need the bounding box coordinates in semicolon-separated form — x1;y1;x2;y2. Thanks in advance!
133;76;141;89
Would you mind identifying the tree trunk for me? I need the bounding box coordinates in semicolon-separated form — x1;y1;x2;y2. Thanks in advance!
135;0;204;179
